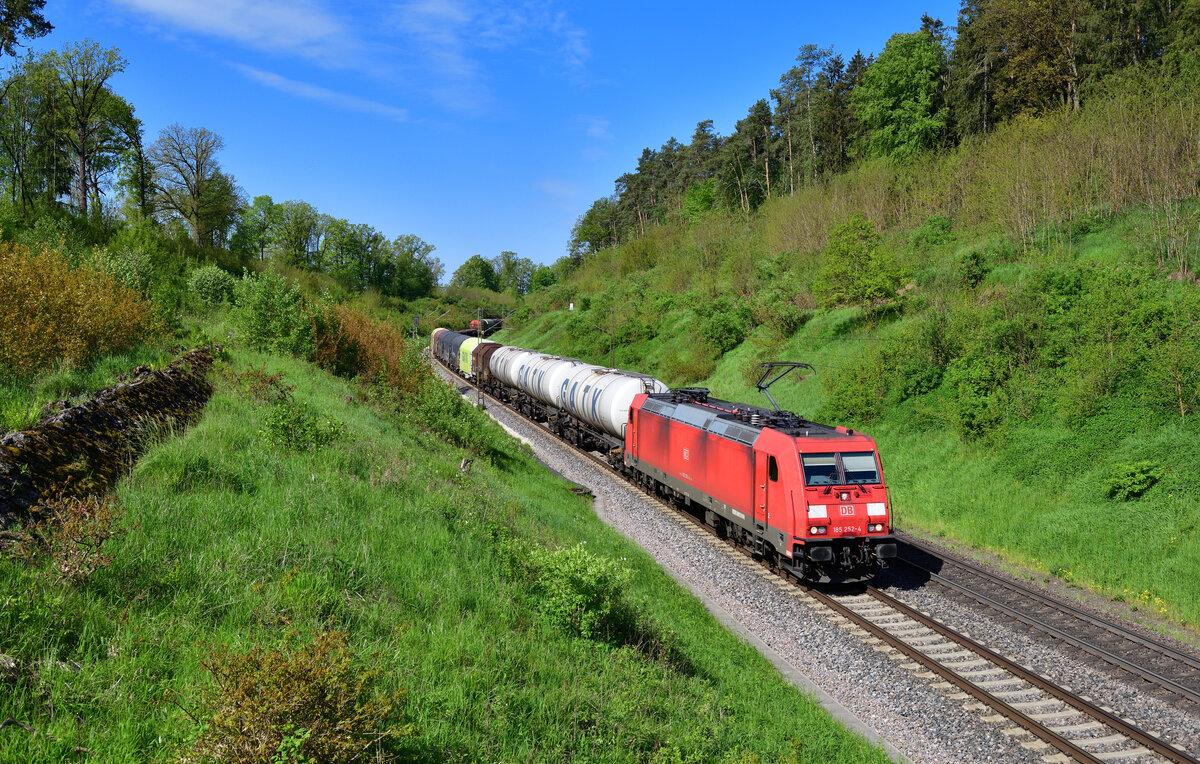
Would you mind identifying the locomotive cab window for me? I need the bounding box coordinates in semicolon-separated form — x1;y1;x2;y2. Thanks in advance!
768;455;778;482
801;453;839;485
841;452;881;484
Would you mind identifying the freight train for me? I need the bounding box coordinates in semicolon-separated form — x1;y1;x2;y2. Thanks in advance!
430;328;896;581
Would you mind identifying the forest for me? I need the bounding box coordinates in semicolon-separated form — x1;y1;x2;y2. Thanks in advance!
563;2;1199;268
0;30;443;303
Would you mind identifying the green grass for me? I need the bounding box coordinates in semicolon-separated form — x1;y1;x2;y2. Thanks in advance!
0;343;175;434
0;347;887;762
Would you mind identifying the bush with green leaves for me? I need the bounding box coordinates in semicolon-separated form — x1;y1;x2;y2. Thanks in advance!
261;399;344;451
682;179;716;222
819;353;891;424
812;214;903;312
698;297;754;354
941;356;1008;438
1103;461;1164;501
505;540;633;640
910;214;954;248
189;265;237;305
93;245;154;296
232;269;312;356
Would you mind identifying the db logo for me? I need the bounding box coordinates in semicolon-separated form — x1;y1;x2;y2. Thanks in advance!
839;506;855;516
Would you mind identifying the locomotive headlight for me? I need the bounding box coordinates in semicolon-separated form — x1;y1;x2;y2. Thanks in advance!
809;526;827;535
868;523;884;532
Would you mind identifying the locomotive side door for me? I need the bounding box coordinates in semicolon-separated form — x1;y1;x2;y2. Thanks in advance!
754;452;769;532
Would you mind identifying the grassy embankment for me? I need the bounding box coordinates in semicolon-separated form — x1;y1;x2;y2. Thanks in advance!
499;66;1200;633
1;317;888;761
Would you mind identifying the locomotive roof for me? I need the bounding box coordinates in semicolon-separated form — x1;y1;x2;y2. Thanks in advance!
642;388;870;445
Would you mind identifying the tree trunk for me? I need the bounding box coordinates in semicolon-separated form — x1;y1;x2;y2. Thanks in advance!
787;125;794;196
77;149;86;217
763;126;771;198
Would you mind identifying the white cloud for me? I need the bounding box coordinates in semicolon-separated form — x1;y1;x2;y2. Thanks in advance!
111;0;356;62
533;177;581;212
391;0;589;110
582;116;612;141
235;64;408;121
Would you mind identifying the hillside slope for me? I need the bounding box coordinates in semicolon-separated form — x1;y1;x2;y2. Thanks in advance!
500;202;1200;634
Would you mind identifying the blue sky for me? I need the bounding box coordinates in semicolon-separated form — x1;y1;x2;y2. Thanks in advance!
44;0;961;277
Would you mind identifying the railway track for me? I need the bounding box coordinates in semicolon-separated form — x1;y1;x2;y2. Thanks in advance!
888;534;1200;710
433;357;1197;763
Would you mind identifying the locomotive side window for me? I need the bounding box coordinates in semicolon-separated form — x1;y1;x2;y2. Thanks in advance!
841;452;881;484
768;455;778;482
801;453;838;485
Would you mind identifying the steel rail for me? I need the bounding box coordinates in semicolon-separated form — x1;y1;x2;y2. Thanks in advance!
856;586;1197;763
431;356;1197;763
802;586;1107;764
894;534;1200;706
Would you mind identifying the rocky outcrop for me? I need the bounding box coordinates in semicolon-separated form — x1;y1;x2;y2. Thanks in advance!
0;347;217;525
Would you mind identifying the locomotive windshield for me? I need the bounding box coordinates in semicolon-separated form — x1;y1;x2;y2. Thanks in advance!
841;452;881;484
801;452;881;486
801;454;839;485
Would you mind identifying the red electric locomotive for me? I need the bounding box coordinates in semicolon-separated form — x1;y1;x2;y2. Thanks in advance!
621;383;896;581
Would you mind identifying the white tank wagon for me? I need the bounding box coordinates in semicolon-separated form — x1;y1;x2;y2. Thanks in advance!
490;346;541;390
529;356;600;410
563;367;669;440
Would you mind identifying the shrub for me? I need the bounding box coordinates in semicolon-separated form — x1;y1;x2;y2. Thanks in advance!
93;245;154;296
226;364;296;404
192;630;413;764
311;304;417;395
910;214;954;248
682;179;716;222
188;265;236;305
819;354;890;423
812;214;903;313
0;241;158;377
658;345;717;385
41;494;126;583
506;541;633;640
941;356;1008;438
16;214;89;260
261;399;344;452
1103;461;1164;501
232;269;312;356
752;288;808;340
8;494;127;583
698;297;754;354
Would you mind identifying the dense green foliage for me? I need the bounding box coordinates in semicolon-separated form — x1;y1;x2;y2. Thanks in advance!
852;32;948;159
231;268;312;357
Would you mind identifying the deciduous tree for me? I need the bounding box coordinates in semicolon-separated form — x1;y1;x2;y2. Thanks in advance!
450;254;499;291
148;123;242;247
853;31;948;159
52;40;128;219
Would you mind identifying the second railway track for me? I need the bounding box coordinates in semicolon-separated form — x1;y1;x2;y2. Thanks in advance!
433;355;1198;764
888;535;1200;710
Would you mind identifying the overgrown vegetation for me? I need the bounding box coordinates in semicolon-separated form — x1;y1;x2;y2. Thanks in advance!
189;630;414;763
0;241;158;377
